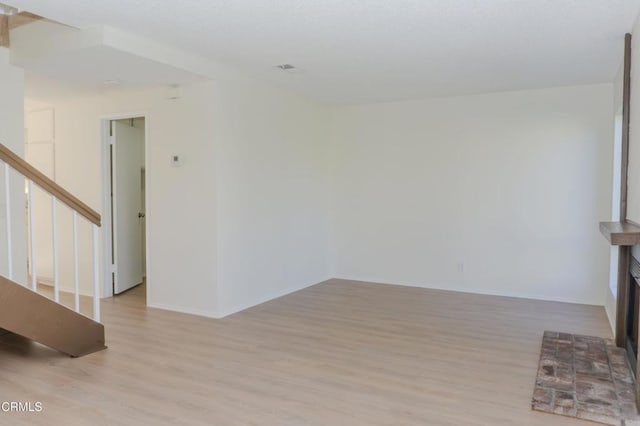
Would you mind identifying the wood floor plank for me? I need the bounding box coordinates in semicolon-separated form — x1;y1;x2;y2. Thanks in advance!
0;279;612;425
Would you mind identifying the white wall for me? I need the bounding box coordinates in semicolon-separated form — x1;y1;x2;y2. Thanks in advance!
26;79;332;318
22;76;615;317
26;84;218;316
212;82;332;316
628;15;640;224
24;106;57;285
621;15;640;331
330;84;614;305
0;48;27;285
605;63;625;333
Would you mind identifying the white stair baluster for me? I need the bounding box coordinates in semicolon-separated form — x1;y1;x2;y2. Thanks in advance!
52;196;59;303
4;163;12;280
92;224;100;322
72;211;79;312
28;180;36;291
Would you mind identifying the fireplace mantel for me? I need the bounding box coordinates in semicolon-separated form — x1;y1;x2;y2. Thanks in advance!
599;221;640;246
598;221;640;352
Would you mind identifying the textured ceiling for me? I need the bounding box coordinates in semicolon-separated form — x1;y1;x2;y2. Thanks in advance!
7;0;640;104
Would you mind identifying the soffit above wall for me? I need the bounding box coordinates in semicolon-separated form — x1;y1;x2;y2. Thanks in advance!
10;22;210;100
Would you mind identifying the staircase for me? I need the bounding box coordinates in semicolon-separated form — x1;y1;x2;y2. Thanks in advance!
0;143;105;357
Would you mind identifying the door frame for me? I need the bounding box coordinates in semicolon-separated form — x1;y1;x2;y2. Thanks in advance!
99;112;149;302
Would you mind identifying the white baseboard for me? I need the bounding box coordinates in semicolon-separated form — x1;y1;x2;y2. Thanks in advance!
35;275;54;286
604;287;616;335
215;276;332;318
146;302;218;319
35;280;95;298
334;275;603;306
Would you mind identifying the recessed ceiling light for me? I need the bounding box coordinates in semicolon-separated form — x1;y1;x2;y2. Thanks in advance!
102;80;121;86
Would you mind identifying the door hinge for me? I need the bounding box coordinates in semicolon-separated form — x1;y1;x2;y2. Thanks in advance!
109;136;115;146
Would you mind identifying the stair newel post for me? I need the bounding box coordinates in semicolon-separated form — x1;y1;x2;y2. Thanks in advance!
92;224;100;322
3;163;12;280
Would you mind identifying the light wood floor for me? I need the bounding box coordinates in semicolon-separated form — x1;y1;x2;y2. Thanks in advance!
0;279;612;425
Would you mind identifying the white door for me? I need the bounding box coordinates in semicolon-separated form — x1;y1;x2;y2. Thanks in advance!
112;120;144;294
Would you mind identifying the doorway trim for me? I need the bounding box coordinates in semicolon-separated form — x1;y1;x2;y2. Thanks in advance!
99;112;149;304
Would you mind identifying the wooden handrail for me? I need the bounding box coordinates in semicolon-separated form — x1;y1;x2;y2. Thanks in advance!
0;144;101;226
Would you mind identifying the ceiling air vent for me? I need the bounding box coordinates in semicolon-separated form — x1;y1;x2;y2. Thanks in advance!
275;64;296;71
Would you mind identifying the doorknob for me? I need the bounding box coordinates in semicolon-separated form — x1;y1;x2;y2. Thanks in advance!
138;212;145;218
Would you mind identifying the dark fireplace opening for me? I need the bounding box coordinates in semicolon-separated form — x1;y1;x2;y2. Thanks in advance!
626;255;640;376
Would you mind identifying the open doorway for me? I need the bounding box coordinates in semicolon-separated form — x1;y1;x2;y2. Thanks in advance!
105;117;147;296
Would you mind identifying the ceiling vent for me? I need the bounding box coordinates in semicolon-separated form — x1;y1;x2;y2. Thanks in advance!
276;64;296;71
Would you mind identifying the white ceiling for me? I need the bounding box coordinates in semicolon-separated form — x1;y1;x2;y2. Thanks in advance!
21;45;205;100
7;0;640;104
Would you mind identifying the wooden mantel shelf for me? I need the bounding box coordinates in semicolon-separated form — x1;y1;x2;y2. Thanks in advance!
599;221;640;246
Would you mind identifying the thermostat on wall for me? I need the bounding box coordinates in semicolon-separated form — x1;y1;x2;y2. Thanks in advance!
171;154;182;167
